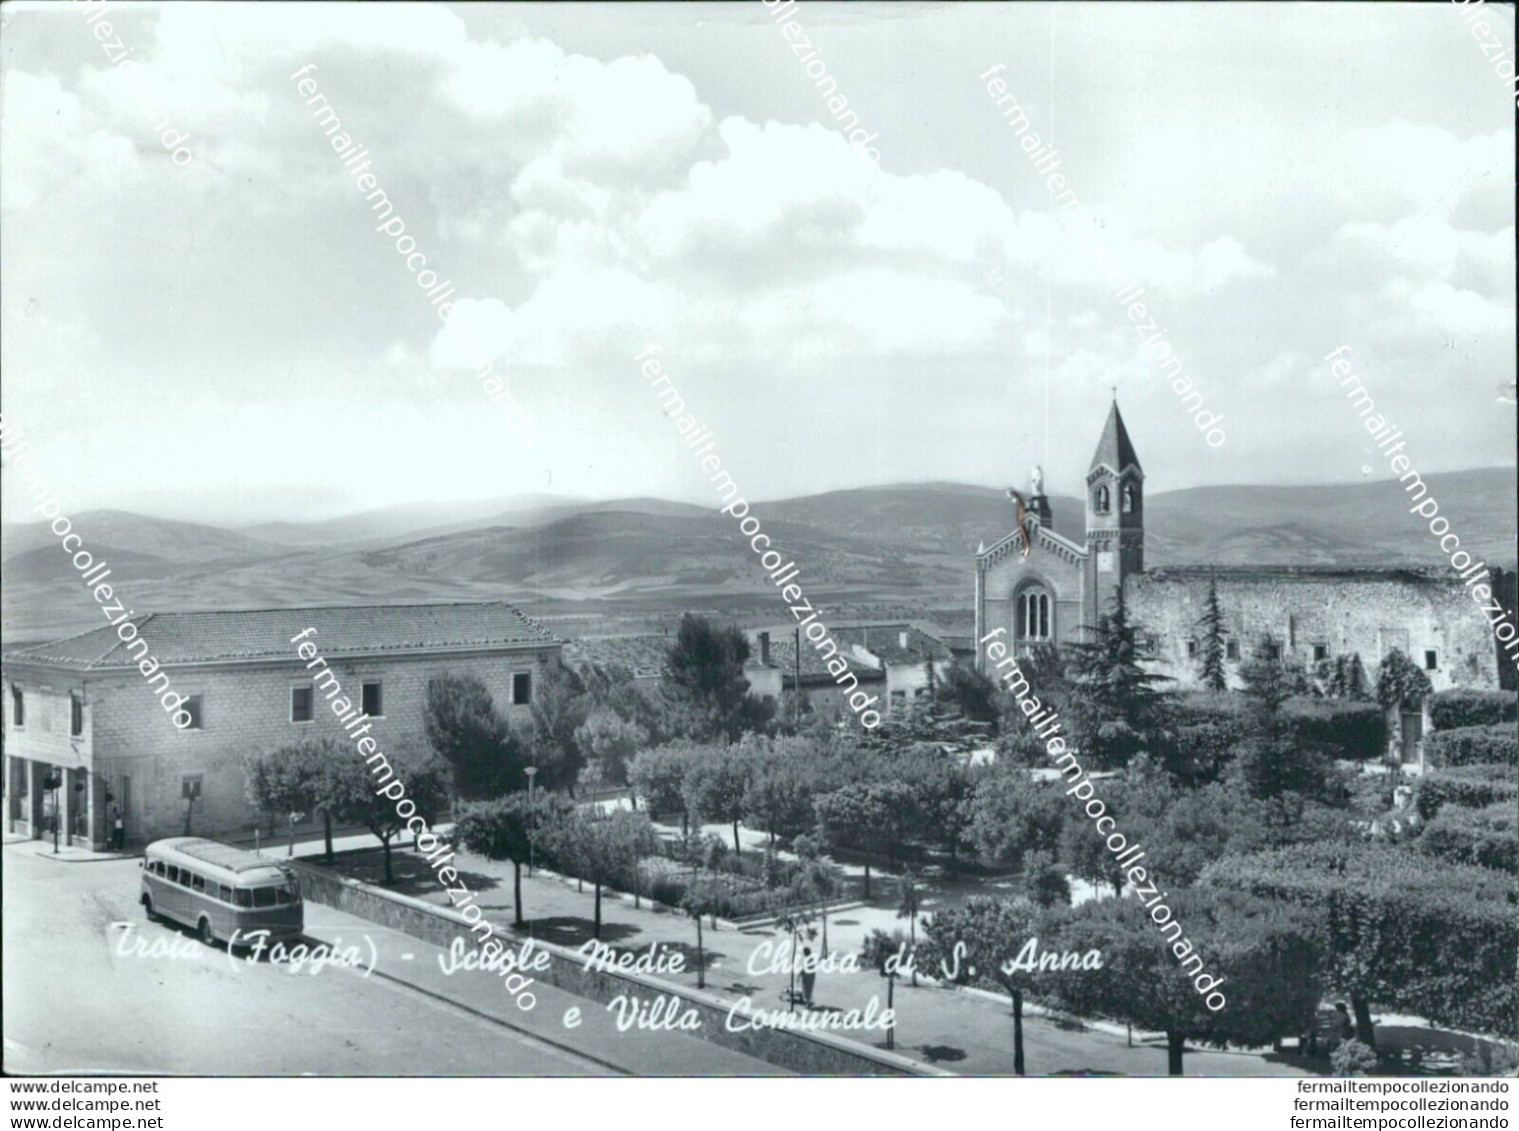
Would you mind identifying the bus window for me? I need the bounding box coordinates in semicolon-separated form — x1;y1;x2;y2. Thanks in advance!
234;888;253;908
178;869;194;888
166;865;180;884
275;887;291;906
191;873;205;892
153;861;165;876
217;884;232;903
252;887;277;909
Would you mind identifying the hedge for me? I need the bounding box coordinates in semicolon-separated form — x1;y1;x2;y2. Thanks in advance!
1418;803;1519;874
1282;699;1385;761
1425;724;1519;768
1414;764;1519;820
1170;693;1384;761
1429;689;1518;730
1200;842;1518;1038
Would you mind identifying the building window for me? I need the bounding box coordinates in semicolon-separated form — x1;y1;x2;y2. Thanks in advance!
1186;639;1199;658
1313;644;1329;663
1226;640;1240;661
181;774;202;801
10;685;22;728
1093;485;1111;514
1122;484;1138;514
70;693;83;737
291;686;314;723
361;681;383;718
890;690;907;709
1424;650;1438;671
512;672;532;706
1016;589;1052;643
181;695;204;730
1262;642;1281;662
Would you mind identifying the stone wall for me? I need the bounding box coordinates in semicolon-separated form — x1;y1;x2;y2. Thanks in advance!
1127;568;1502;692
288;859;936;1077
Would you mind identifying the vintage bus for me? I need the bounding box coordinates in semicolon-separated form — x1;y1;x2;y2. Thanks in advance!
140;837;303;948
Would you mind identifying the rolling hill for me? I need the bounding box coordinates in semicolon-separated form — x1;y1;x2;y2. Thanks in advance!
3;470;1513;644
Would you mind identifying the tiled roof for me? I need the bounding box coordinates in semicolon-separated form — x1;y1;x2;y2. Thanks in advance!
3;602;556;670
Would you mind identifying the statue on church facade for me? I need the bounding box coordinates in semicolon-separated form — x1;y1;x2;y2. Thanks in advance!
1031;464;1044;497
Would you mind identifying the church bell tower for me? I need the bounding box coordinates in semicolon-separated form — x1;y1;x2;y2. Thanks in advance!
1085;398;1144;618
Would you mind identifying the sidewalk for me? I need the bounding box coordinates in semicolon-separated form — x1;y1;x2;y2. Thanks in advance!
298;902;789;1076
321;838;1313;1077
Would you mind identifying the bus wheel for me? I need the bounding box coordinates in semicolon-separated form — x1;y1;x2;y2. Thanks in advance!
143;895;156;922
198;917;216;947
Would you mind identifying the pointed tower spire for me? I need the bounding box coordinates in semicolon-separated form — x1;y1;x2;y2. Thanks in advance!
1089;398;1141;477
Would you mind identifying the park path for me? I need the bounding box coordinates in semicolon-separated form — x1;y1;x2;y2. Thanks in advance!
310;825;1312;1078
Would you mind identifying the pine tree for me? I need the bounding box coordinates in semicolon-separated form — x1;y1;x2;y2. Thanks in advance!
1065;593;1173;769
1195;574;1228;692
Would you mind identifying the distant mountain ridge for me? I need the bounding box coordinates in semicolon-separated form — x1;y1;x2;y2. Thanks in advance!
4;469;1513;643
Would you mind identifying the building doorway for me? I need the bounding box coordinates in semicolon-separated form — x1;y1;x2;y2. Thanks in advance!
1398;710;1423;766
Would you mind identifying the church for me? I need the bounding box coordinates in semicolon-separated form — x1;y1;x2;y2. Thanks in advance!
973;402;1516;750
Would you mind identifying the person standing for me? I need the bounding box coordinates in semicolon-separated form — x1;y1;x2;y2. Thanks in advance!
799;945;818;1008
112;805;125;851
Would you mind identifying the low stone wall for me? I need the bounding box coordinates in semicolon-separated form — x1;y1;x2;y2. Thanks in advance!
288;860;938;1077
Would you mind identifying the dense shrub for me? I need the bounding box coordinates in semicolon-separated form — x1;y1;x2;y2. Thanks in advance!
1332;1039;1379;1077
1417;803;1518;874
1170;693;1385;762
1414;764;1519;820
1200;842;1518;1038
1283;699;1386;762
1425;724;1519;768
1169;723;1237;784
1429;689;1518;731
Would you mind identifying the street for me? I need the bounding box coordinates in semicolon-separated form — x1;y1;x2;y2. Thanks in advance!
0;845;777;1076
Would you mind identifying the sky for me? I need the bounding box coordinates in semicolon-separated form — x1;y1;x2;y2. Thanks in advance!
0;1;1514;525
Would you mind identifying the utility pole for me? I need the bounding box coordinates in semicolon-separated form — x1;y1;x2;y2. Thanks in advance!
794;627;802;728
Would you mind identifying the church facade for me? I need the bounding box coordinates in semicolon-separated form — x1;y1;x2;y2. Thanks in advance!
973;403;1515;708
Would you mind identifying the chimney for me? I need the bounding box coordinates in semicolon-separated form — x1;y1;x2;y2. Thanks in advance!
758;631;771;665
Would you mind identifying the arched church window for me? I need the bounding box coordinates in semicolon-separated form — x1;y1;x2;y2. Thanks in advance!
1094;485;1110;514
1122;484;1138;513
1016;589;1052;644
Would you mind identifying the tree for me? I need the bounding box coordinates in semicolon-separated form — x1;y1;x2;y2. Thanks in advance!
243;739;339;862
1065;595;1173;769
964;768;1066;873
1202;842;1518;1046
1041;888;1322;1075
1021;849;1070;908
546;807;659;939
1235;637;1329;802
455;792;548;927
1315;653;1369;701
941;662;1000;723
742;752;816;844
1240;635;1295;720
679;875;731;989
528;659;589;793
919;897;1044;1075
896;869;922;986
1375;649;1433;712
324;752;449;884
424;674;528;801
682;745;752;854
1195;574;1228;692
813;781;921;898
574;709;647;795
660;614;772;741
629;743;699;830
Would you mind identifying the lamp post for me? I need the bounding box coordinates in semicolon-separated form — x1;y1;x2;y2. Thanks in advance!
524;766;538;877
